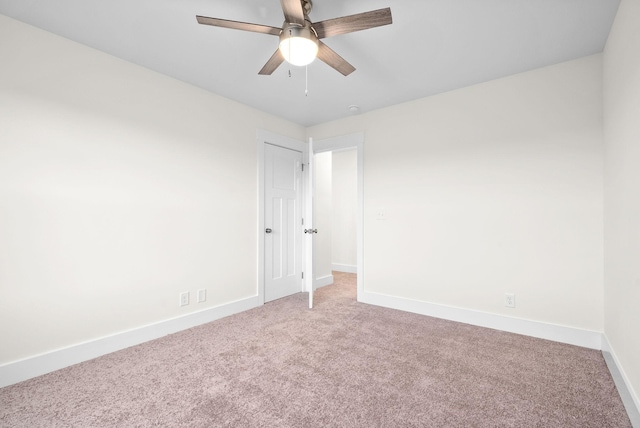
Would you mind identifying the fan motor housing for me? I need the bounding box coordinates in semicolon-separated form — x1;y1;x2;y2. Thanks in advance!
280;21;318;44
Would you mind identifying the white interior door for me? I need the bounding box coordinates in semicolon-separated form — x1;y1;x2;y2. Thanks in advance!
264;143;303;302
305;138;315;308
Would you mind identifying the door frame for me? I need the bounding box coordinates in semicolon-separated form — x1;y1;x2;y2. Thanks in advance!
257;130;309;305
313;132;364;301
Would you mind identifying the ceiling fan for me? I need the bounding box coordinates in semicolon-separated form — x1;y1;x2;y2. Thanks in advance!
196;0;392;76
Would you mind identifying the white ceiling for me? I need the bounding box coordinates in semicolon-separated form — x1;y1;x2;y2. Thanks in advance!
0;0;620;126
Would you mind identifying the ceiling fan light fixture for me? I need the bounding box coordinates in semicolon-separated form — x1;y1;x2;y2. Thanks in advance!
279;24;318;67
197;2;392;76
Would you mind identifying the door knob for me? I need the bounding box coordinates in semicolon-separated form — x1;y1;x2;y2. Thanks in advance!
265;228;272;233
304;229;318;234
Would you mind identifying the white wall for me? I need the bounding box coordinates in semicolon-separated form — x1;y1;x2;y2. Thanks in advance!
603;0;640;407
0;15;304;365
308;55;604;331
332;149;358;271
313;152;333;283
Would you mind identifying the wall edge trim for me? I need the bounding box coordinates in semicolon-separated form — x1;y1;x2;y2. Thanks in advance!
314;275;334;289
332;263;357;273
0;295;260;388
602;335;640;426
359;290;603;349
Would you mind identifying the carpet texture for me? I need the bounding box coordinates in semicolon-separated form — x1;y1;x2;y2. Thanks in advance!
0;272;632;427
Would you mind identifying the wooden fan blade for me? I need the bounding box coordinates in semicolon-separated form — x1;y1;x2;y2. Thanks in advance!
316;42;355;76
313;7;392;39
259;49;285;75
280;0;305;25
196;16;282;36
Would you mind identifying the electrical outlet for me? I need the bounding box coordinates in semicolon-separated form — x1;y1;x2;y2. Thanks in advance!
376;208;386;220
504;293;515;308
180;291;190;307
197;289;207;303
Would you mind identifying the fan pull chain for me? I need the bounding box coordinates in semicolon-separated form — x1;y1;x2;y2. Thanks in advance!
305;65;308;96
288;29;292;78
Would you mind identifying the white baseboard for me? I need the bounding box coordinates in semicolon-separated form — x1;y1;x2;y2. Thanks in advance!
361;287;639;424
332;263;357;273
314;274;334;289
602;336;640;427
359;290;603;349
4;289;637;428
0;295;260;388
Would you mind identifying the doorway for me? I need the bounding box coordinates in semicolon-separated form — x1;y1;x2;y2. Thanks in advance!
312;148;358;290
257;130;364;304
312;133;364;301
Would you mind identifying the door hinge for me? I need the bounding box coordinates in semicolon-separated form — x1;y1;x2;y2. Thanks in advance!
302;272;304;279
301;163;305;172
302;218;304;225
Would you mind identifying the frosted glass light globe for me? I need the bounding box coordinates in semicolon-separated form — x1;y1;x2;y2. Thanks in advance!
279;24;319;66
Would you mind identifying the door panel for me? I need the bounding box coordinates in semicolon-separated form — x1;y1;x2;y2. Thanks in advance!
306;138;315;308
264;143;303;302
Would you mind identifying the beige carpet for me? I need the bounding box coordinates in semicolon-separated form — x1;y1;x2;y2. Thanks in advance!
0;272;632;427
